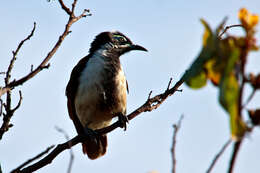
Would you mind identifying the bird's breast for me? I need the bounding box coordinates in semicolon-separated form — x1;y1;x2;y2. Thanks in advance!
74;54;127;129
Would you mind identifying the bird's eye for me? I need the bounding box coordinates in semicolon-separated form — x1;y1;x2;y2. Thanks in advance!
113;35;127;43
119;37;126;42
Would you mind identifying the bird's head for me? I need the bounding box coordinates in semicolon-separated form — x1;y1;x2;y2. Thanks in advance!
89;31;147;56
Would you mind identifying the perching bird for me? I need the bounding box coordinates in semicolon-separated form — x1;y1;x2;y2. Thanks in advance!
66;31;147;159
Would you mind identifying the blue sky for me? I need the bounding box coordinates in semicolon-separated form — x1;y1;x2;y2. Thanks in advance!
1;0;260;173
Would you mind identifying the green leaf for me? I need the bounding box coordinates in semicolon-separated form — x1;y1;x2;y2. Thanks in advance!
185;70;207;89
218;41;247;139
183;19;216;89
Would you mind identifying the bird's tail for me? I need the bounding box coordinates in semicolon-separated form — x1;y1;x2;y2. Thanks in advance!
82;134;107;160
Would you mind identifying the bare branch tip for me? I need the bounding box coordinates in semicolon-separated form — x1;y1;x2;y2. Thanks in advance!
12;90;23;112
147;90;153;100
167;77;173;91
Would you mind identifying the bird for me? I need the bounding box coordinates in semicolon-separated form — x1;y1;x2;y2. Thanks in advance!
66;31;147;160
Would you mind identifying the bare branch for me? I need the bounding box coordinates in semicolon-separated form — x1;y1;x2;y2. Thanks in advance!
5;22;36;86
147;90;153;100
206;139;232;173
30;65;33;72
171;115;184;173
218;24;243;38
12;90;23;113
11;145;55;173
242;89;256;109
71;0;78;14
0;90;23;139
228;140;243;173
6;1;90;90
55;126;74;173
167;77;173;91
58;0;71;15
18;77;185;173
1;0;90;140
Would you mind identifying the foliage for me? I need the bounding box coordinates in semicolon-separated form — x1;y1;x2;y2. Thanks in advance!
182;8;259;140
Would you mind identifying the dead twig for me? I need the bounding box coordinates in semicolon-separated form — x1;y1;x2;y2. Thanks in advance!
171;115;184;173
218;24;243;38
6;1;90;90
11;145;55;173
5;22;36;86
12;90;23;112
0;0;90;139
0;22;35;139
0;90;23;139
206;139;232;173
55;126;74;173
228;140;243;173
242;89;256;109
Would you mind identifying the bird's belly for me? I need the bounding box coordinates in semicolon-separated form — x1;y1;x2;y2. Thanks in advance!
74;58;127;130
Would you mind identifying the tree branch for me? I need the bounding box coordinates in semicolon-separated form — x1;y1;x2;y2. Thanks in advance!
206;139;232;173
58;0;72;15
228;140;243;173
11;145;55;173
55;126;74;173
218;24;243;38
0;0;90;139
17;77;184;173
171;115;184;173
6;0;90;90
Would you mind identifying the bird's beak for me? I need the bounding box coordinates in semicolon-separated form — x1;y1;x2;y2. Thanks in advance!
130;44;148;52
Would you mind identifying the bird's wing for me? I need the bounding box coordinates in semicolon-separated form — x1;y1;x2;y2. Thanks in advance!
66;56;89;135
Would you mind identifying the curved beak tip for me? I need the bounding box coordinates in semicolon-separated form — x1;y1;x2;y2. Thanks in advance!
132;44;148;52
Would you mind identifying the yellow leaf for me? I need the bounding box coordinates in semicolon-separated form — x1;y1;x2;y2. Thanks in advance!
238;8;259;30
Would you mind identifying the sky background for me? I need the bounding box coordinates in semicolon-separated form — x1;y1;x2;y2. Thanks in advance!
1;0;260;173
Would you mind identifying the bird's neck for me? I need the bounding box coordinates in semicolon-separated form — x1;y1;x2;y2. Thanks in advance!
92;43;120;60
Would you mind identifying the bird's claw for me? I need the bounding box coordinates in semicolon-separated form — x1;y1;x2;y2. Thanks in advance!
83;127;98;142
117;113;129;131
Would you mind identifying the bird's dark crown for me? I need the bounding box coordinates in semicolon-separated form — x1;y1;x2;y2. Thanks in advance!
89;31;147;55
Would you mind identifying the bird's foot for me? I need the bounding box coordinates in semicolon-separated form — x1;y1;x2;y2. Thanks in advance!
117;113;129;131
83;127;98;142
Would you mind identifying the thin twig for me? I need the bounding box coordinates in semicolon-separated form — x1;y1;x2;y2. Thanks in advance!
242;89;256;109
5;22;36;86
55;126;74;173
71;0;78;14
19;76;184;173
0;0;90;140
171;115;184;173
228;140;243;173
11;145;55;173
12;90;23;113
167;77;173;91
206;139;232;173
30;65;34;72
6;0;90;90
0;22;36;139
218;24;243;38
147;90;153;100
58;0;71;15
0;90;23;139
